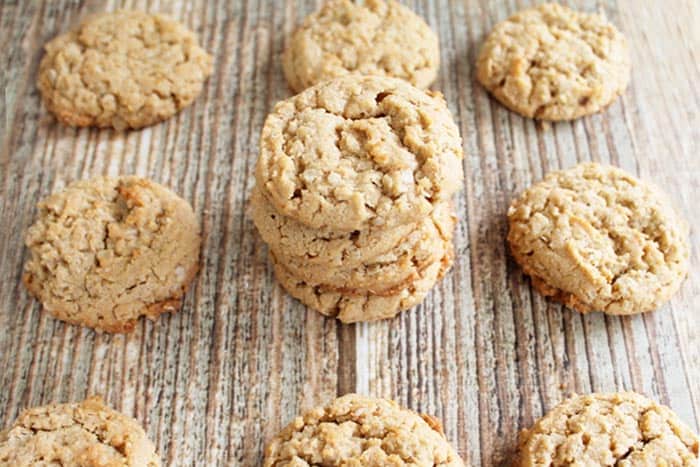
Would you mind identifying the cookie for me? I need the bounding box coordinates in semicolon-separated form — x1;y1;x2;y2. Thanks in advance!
250;186;415;268
271;242;453;323
517;392;699;466
508;163;689;315
38;10;213;130
263;394;465;466
278;202;456;293
282;0;440;93
476;3;630;120
24;176;201;332
255;75;464;232
0;396;161;466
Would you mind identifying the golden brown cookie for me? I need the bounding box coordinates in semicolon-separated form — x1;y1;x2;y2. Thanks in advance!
271;242;453;323
0;396;161;467
278;202;456;293
477;3;630;120
250;186;416;268
282;0;440;93
255;75;464;232
24;176;201;332
517;392;699;466
263;394;465;466
38;10;213;130
508;163;688;315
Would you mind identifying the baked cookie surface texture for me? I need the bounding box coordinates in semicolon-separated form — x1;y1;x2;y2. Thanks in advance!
38;10;213;129
0;396;161;467
283;0;439;92
518;392;700;466
24;176;201;332
508;163;689;315
477;3;630;120
250;186;416;268
271;239;454;323
275;201;455;292
263;394;465;466
256;74;464;232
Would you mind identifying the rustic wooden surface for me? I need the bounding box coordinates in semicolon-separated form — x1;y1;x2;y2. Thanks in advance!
1;0;698;465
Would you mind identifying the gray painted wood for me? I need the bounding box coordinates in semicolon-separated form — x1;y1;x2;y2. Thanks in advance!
0;0;697;465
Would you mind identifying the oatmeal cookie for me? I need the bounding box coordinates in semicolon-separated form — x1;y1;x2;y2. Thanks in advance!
277;202;456;293
24;176;201;332
271;242;453;323
250;186;415;268
0;396;161;467
38;10;213;129
256;75;464;232
477;3;630;120
264;394;465;466
518;392;699;466
508;163;688;315
282;0;439;93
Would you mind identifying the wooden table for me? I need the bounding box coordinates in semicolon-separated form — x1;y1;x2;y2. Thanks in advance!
1;0;698;465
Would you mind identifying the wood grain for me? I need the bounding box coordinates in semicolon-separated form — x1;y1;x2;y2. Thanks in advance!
0;0;698;465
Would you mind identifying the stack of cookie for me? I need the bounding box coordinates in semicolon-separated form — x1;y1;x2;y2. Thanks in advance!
252;75;464;322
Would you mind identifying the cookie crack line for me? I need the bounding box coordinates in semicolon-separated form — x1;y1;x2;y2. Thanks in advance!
18;419;126;463
69;413;128;457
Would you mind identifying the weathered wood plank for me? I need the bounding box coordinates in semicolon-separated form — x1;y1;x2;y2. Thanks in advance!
0;0;698;466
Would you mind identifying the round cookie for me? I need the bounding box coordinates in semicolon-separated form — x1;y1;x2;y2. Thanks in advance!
250;186;416;268
271;243;453;323
517;392;699;466
263;394;465;466
255;75;464;232
278;202;456;293
38;10;213;130
476;3;630;120
282;0;439;93
507;163;688;315
0;396;161;466
24;176;201;332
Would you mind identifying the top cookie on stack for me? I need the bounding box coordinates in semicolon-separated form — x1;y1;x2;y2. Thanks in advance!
256;75;463;232
253;75;464;322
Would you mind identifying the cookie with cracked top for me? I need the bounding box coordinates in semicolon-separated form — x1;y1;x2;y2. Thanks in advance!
263;394;465;466
255;74;464;232
37;10;213;130
0;396;161;466
476;3;630;120
507;162;689;315
517;392;699;466
23;176;200;332
283;0;440;93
